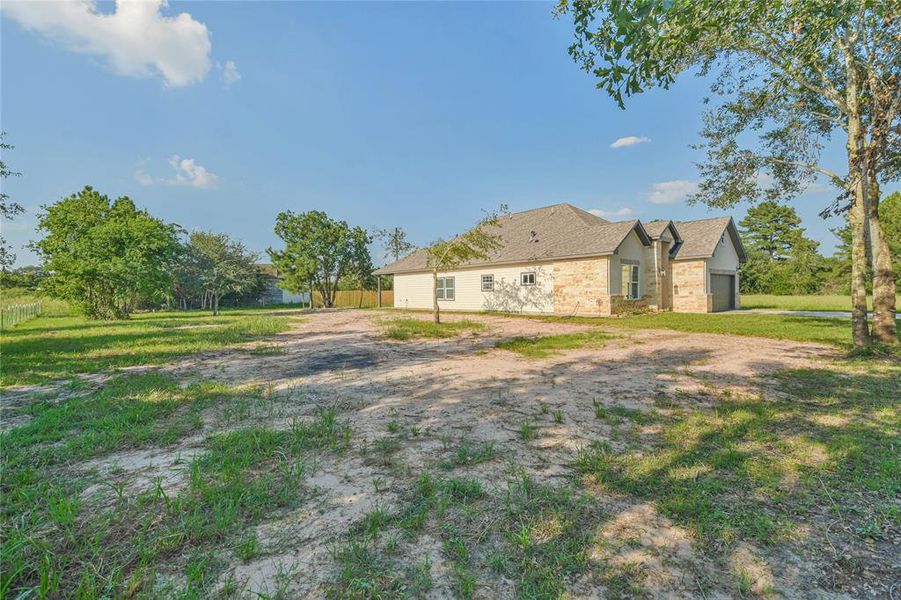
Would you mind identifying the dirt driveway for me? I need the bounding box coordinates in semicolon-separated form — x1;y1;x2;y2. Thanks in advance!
106;308;861;599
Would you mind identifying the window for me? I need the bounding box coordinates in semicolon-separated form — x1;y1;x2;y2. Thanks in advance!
481;274;494;292
520;272;536;286
436;277;455;301
622;264;640;299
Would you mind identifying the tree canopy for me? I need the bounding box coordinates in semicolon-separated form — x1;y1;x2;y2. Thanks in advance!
557;0;900;345
182;231;262;315
1;132;23;270
31;186;182;319
268;210;372;308
376;227;416;263
739;201;824;294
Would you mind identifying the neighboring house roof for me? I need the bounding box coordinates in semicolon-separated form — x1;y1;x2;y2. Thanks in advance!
672;217;747;262
374;203;651;275
256;263;280;278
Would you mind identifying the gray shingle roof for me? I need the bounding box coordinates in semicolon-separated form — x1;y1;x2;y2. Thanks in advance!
672;217;747;261
373;203;649;275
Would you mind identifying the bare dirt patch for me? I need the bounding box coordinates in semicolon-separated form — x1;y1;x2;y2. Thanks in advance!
149;310;859;597
10;309;893;598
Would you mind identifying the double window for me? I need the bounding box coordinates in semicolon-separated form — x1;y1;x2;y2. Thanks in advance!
622;264;640;300
481;274;494;292
436;276;455;301
520;272;536;286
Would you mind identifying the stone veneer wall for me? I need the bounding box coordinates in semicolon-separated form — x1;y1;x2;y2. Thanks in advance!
671;259;711;313
643;242;666;310
553;257;611;316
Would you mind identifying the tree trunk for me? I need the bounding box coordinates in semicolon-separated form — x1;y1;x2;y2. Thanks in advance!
866;177;898;344
845;63;871;348
432;269;440;323
213;294;219;316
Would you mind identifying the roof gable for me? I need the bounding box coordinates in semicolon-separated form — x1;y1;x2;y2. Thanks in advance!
373;203;650;274
673;217;747;262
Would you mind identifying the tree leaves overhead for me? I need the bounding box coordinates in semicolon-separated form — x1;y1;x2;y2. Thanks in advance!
557;0;901;210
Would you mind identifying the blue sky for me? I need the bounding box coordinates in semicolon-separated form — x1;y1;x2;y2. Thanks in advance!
2;1;887;267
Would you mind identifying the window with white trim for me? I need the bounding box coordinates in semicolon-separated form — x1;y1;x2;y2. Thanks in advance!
520;272;536;286
436;277;455;301
481;274;494;292
622;264;640;299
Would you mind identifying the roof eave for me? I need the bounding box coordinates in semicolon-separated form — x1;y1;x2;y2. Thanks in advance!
373;250;618;275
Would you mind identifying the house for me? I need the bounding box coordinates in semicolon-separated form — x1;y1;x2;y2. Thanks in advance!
372;203;746;315
256;264;310;306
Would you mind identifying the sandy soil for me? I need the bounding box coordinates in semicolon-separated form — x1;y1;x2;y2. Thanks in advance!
33;310;880;598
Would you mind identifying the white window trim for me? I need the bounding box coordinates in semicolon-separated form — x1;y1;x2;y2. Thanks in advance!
481;274;494;292
520;272;536;286
621;262;640;300
629;264;640;300
437;276;455;301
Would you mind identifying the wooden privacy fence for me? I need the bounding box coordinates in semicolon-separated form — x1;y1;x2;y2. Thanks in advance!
1;302;42;329
312;290;393;308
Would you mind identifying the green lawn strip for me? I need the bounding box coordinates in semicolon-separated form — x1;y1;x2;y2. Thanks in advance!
1;310;292;387
533;312;880;348
575;362;900;553
497;331;617;358
741;294;901;312
377;317;486;340
388;307;883;348
0;373;351;597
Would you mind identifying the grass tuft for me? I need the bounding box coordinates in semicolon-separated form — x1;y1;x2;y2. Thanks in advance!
497;331;616;358
378;317;485;340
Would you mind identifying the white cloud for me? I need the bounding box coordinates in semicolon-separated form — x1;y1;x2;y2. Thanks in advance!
646;180;698;204
222;60;241;85
610;136;651;149
2;0;212;87
135;156;219;189
165;155;219;189
589;207;634;220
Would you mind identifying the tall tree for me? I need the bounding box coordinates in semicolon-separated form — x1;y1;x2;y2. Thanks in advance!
268;210;372;308
376;227;416;262
425;207;506;323
31;186;181;319
1;132;23;270
739;201;810;260
186;231;261;315
558;0;899;346
878;191;901;287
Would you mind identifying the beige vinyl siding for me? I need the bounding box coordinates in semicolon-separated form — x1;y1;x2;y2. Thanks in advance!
706;231;741;309
392;262;555;313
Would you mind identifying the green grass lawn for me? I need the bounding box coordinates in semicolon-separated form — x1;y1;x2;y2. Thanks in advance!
497;331;617;358
528;311;900;348
1;309;293;387
741;294;901;312
377;317;485;340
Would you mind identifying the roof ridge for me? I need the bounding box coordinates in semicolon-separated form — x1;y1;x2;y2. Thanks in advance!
677;215;731;224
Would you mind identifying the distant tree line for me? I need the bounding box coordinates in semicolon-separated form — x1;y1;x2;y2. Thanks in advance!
739;195;901;296
7;185;419;320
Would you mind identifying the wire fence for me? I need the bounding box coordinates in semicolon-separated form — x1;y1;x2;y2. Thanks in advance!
0;302;42;329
